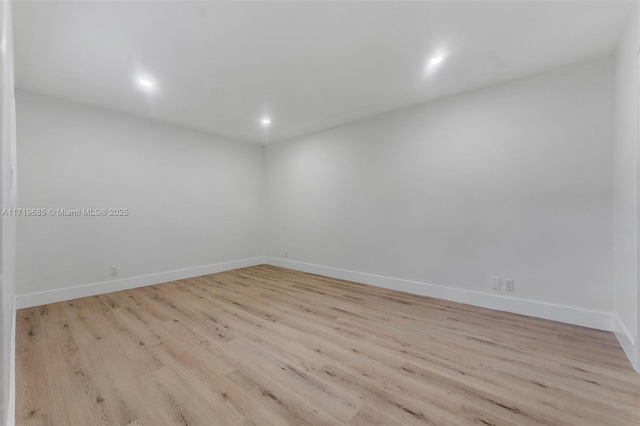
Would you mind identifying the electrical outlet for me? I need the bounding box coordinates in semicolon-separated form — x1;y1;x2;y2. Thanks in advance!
505;279;514;291
110;266;118;277
284;251;288;258
492;277;502;290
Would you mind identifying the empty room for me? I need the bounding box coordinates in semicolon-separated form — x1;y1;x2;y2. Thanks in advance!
1;0;639;425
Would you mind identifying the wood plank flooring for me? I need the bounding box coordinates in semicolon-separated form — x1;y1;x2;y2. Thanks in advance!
15;265;640;425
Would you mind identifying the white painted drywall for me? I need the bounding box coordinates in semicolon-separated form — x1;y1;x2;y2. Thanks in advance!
266;56;614;320
613;3;640;370
0;0;17;424
15;91;265;298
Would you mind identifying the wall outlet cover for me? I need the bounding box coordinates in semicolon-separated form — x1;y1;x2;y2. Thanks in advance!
505;279;514;291
492;277;502;290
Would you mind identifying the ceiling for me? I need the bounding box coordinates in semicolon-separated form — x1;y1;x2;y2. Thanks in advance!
13;1;634;144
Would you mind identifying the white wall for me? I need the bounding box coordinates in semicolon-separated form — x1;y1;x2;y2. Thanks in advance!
0;0;17;424
15;91;265;304
613;4;640;371
266;56;615;330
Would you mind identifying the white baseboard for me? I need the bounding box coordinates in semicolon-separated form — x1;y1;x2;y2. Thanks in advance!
265;257;614;332
15;256;266;309
614;316;638;372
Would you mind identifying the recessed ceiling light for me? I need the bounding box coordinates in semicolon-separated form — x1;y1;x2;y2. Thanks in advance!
429;56;444;66
137;77;155;90
261;117;272;127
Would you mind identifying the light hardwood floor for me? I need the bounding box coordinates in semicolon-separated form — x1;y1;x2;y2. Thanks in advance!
16;265;640;425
